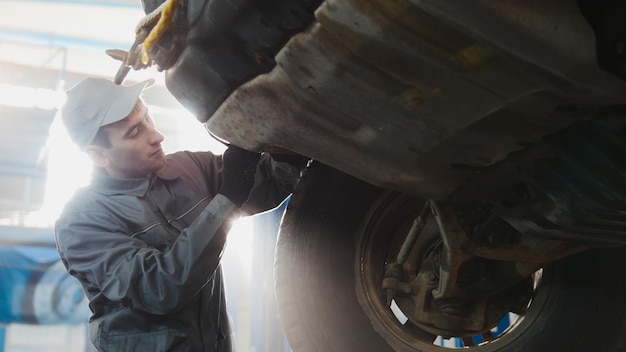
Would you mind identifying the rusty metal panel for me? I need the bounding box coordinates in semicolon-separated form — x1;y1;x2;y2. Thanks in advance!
204;0;626;199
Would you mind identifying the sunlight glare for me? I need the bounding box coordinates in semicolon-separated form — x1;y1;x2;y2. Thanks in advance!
37;111;93;225
0;83;63;110
225;217;255;278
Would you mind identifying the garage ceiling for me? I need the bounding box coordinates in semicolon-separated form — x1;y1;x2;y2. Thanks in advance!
1;0;145;80
0;0;202;144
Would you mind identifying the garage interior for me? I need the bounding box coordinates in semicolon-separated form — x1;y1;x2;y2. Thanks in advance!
0;0;291;351
6;1;623;351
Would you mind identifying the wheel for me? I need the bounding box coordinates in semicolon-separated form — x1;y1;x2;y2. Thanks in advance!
274;162;626;351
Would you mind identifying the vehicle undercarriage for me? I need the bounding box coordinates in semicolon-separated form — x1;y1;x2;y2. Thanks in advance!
111;0;626;349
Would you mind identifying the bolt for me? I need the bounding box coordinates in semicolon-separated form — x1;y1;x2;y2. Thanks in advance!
427;272;438;285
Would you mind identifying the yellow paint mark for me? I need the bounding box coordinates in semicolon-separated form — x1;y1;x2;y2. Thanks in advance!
393;87;424;107
454;44;490;69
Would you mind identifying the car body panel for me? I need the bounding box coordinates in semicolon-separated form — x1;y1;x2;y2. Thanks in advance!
172;0;626;199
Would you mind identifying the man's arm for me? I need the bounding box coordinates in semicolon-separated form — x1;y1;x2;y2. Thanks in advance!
55;146;260;315
55;194;238;316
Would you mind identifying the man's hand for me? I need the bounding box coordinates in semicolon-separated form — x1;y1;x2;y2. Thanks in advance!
270;153;310;170
219;146;261;207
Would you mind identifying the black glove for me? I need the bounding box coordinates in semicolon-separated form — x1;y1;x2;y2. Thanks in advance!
270;153;310;170
219;146;261;207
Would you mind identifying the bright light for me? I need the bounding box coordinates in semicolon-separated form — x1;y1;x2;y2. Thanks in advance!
0;83;64;110
225;217;254;278
35;112;92;225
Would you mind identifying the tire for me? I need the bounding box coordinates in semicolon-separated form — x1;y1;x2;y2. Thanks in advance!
154;0;324;122
274;162;626;352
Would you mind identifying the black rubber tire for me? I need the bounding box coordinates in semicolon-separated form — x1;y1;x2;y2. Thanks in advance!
143;0;324;122
274;162;626;352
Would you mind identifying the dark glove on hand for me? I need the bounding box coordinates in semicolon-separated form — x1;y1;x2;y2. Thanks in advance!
219;146;261;208
270;153;309;170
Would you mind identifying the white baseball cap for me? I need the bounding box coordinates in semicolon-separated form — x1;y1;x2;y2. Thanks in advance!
61;77;154;148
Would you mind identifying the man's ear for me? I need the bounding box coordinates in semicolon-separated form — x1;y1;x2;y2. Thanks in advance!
84;145;109;168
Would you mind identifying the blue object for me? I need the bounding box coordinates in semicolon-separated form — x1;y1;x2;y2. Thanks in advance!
0;326;5;352
0;246;90;325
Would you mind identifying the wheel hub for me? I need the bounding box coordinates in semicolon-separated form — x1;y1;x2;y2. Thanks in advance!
378;199;534;339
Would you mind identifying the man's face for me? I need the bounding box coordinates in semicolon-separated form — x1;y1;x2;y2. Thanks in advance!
98;101;166;178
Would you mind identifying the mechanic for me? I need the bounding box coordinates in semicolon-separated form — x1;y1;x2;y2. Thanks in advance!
54;77;306;351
